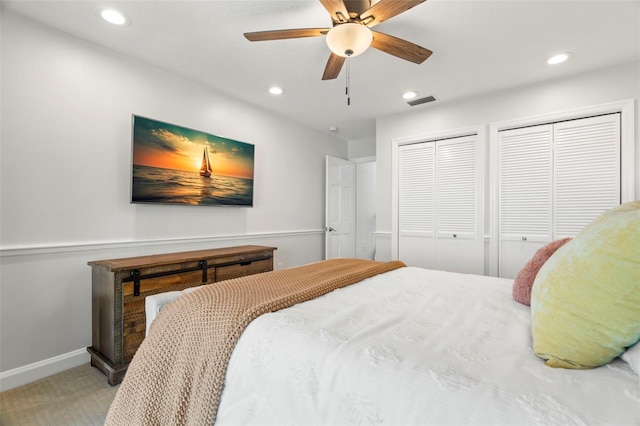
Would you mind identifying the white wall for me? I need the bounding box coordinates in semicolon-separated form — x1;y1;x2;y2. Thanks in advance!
0;11;346;388
348;137;376;159
375;60;639;261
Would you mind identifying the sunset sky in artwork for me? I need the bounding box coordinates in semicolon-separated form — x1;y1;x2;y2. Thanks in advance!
132;116;254;179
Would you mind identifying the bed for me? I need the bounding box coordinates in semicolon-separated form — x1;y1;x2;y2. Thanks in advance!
216;266;639;426
106;203;640;426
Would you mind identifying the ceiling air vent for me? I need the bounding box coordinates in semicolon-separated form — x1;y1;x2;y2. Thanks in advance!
407;95;436;107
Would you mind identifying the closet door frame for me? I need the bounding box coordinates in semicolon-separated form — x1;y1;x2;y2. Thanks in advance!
391;125;485;272
488;98;635;277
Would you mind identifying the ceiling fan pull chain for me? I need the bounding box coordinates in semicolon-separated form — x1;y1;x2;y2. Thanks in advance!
346;56;351;106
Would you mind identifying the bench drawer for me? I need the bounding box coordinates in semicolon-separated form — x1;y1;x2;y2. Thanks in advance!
216;258;273;281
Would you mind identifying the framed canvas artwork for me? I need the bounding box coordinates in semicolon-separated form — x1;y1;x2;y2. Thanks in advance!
131;115;255;206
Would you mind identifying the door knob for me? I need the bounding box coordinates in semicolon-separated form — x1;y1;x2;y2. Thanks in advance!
327;227;336;232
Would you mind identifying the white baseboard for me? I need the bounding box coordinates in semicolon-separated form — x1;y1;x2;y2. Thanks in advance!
0;348;89;392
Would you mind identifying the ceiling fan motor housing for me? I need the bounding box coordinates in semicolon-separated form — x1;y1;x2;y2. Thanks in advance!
344;0;377;17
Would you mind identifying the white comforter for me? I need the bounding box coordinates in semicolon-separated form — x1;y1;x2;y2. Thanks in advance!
216;267;640;425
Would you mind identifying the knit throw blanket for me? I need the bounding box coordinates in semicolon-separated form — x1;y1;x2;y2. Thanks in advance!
105;258;405;426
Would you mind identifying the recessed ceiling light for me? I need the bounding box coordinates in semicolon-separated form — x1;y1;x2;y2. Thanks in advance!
402;91;418;100
101;9;130;26
547;52;572;65
269;86;283;95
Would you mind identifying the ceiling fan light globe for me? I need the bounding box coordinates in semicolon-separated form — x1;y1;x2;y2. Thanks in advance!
326;23;372;57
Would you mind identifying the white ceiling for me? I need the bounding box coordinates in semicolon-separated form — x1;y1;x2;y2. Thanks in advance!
3;0;639;142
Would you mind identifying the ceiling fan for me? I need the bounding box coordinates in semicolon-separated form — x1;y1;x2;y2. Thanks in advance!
244;0;432;80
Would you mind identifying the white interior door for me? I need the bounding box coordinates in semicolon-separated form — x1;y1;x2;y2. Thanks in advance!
398;143;436;269
435;136;482;274
496;113;621;278
554;113;621;237
325;156;356;259
397;135;482;273
355;161;376;260
498;124;554;278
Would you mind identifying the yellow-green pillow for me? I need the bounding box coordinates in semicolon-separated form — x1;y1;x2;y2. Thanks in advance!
531;201;640;369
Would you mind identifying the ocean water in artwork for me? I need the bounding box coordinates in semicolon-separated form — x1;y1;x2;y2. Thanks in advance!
132;165;253;206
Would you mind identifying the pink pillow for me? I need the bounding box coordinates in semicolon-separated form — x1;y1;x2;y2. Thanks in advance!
512;237;572;306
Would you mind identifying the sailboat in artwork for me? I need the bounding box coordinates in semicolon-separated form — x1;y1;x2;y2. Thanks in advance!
200;147;212;177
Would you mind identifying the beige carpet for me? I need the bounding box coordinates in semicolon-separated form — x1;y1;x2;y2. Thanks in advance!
0;363;118;426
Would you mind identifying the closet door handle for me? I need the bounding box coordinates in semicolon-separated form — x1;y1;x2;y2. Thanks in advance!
453;234;457;238
522;236;527;241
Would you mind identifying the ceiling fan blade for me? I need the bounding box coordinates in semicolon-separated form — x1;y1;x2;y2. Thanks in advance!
319;0;350;23
371;31;432;64
360;0;426;27
244;28;329;42
322;53;346;80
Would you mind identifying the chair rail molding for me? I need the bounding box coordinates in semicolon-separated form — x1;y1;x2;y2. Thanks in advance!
0;229;324;257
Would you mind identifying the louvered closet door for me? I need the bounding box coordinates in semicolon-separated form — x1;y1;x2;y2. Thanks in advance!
398;143;436;269
554;113;621;237
498;125;553;279
435;136;480;274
